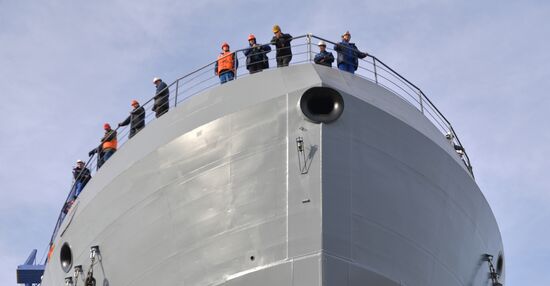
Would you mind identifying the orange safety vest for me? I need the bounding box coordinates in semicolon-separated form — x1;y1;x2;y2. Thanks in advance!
217;52;236;75
102;131;117;150
47;244;54;262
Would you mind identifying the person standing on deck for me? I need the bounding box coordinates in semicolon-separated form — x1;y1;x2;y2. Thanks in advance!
333;31;368;74
244;34;271;74
152;77;169;118
118;99;145;139
314;40;334;67
270;25;293;67
88;123;117;169
215;42;239;84
72;159;91;197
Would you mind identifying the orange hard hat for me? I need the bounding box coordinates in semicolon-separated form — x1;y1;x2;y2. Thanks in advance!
221;42;229;49
131;99;139;106
248;34;256;41
103;123;111;130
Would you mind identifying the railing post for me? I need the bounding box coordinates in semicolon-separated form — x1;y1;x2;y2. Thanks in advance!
233;51;238;80
174;80;179;107
418;91;424;114
306;33;312;62
373;58;378;84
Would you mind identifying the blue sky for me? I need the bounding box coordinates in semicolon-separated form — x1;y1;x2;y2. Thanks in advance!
1;1;549;285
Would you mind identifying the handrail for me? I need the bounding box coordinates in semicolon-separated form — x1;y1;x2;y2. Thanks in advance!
308;34;472;173
44;33;474;262
46;125;122;252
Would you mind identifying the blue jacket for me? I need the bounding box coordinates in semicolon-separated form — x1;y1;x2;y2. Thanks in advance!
314;51;335;67
153;81;169;115
334;41;367;70
244;43;271;70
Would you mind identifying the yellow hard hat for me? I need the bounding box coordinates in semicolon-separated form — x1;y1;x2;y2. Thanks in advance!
272;25;281;33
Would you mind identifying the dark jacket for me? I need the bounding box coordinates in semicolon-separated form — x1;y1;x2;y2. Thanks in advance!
314;51;335;67
270;33;292;58
243;43;271;71
153;81;169;117
119;106;145;139
334;41;367;70
73;166;91;184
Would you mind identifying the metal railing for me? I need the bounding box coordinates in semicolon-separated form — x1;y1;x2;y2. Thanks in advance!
45;34;473;262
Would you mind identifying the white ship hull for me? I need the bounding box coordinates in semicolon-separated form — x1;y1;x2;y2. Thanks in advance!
41;64;504;286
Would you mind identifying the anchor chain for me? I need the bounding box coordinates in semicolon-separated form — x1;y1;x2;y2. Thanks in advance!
72;265;83;286
483;254;503;286
85;246;100;286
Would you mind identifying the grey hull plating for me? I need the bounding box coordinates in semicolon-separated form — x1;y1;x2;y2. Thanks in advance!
42;64;503;286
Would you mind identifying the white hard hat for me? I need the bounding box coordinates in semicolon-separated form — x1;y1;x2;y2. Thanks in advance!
76;159;84;164
317;40;327;46
153;77;161;83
